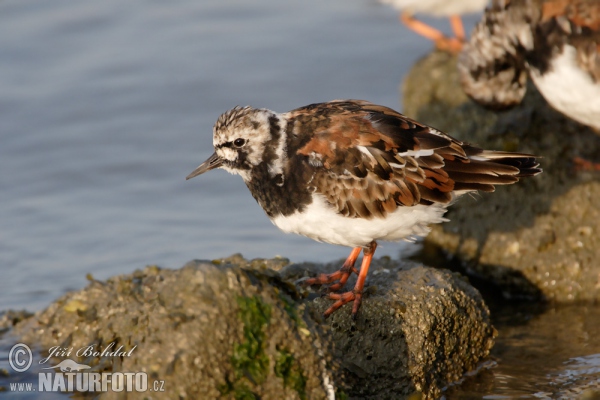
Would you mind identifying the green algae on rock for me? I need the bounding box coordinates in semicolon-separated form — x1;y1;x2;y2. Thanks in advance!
6;253;496;399
14;260;334;400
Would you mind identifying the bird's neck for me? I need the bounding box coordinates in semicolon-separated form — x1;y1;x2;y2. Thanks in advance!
243;117;317;218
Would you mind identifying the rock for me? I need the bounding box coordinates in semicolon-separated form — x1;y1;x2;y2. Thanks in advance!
296;257;496;399
0;310;32;333
403;50;600;302
15;260;334;400
9;255;495;399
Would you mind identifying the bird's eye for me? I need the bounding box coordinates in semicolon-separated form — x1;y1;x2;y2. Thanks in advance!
233;138;246;147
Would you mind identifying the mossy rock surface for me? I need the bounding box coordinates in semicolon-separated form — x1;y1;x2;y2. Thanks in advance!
15;258;333;400
8;254;496;399
283;256;496;399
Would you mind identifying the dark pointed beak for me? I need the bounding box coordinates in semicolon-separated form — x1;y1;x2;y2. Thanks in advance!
186;152;223;180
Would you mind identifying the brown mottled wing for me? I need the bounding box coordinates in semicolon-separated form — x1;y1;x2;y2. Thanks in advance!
542;0;600;30
287;100;540;219
566;0;600;81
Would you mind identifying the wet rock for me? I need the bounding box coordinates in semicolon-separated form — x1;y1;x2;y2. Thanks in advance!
15;259;334;400
403;50;600;302
0;310;32;333
297;257;496;399
10;254;495;399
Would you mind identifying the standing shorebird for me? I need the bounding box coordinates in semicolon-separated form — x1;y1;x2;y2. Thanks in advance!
381;0;489;52
187;100;541;318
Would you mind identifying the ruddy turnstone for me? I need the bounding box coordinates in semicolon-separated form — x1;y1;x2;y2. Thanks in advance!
187;100;541;318
459;0;600;130
381;0;489;52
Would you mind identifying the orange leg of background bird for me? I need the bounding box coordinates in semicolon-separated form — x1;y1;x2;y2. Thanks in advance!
449;15;465;42
574;156;600;171
323;242;377;319
400;12;463;53
304;247;362;292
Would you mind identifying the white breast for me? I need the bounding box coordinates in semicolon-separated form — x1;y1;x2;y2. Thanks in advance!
529;45;600;130
271;194;451;248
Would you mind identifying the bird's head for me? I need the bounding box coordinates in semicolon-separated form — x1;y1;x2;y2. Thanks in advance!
186;106;280;181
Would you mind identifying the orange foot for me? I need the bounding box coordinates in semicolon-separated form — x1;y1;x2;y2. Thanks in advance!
400;12;465;54
304;247;361;292
305;242;378;319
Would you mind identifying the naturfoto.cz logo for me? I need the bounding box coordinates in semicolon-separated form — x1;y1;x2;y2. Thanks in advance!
7;342;166;394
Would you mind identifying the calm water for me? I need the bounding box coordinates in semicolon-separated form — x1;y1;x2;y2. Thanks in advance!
3;1;599;398
1;0;451;311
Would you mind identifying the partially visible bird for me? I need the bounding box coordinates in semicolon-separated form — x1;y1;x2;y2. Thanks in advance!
381;0;489;53
458;0;600;130
187;100;541;318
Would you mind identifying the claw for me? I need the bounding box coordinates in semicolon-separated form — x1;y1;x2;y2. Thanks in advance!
323;291;356;318
294;276;312;287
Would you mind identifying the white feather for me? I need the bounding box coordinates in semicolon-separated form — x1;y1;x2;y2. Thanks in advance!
267;114;288;177
380;0;488;18
398;149;434;158
271;194;451;248
529;45;600;130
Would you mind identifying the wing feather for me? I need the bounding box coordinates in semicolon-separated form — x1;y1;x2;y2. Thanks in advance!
288;100;540;219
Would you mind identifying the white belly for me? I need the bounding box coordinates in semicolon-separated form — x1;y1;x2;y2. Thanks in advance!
529;45;600;130
271;194;450;248
380;0;488;17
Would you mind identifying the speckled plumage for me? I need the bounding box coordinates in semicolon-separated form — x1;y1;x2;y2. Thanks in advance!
187;99;541;317
459;0;600;129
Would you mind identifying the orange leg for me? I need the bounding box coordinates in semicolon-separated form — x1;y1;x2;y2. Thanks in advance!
574;156;600;171
304;247;361;292
400;12;463;53
449;14;465;42
323;242;377;319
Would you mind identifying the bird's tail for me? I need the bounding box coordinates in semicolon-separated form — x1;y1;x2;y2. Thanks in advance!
444;146;541;193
